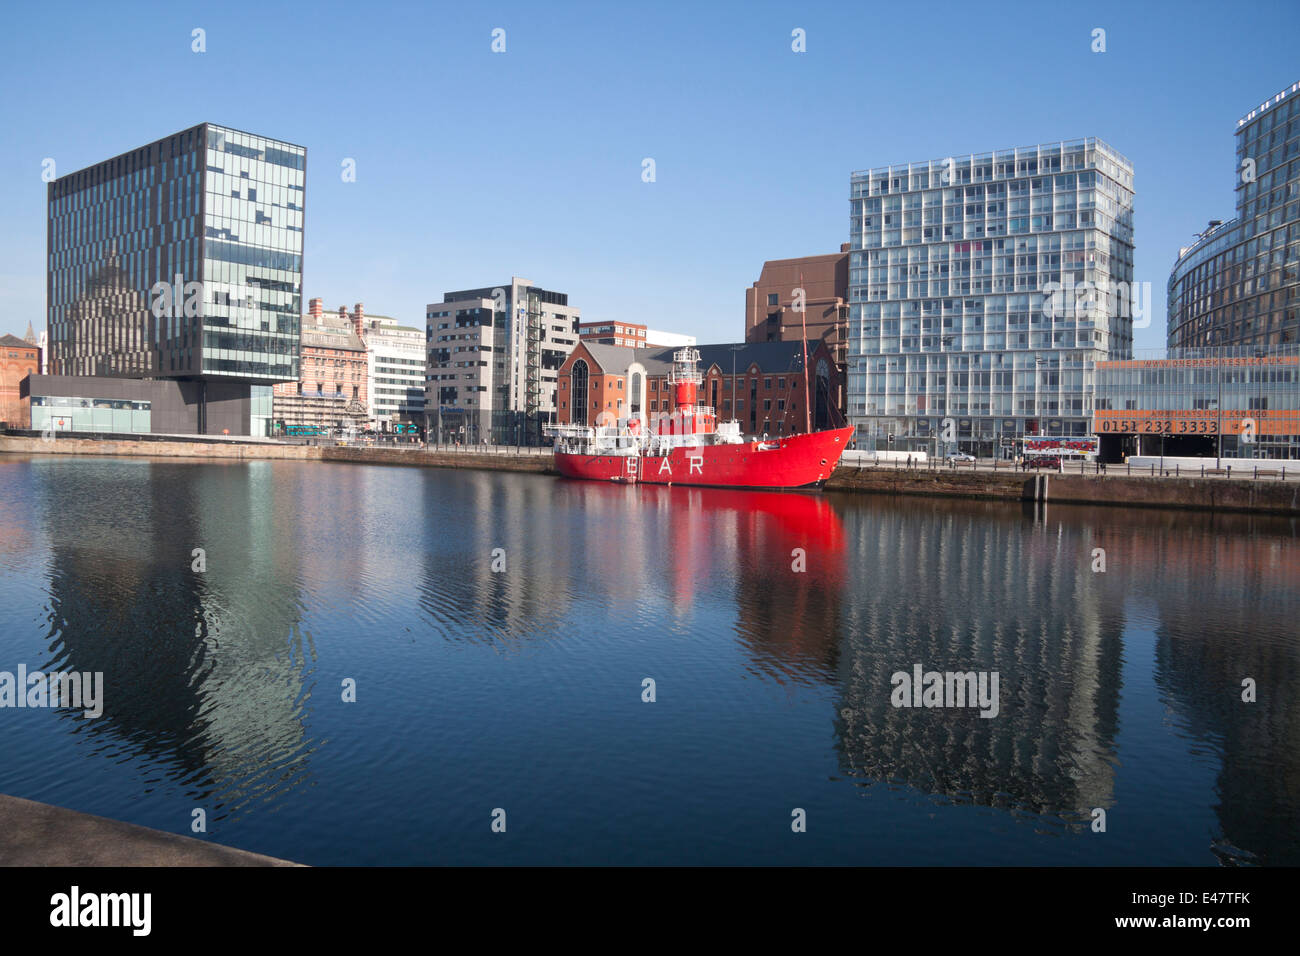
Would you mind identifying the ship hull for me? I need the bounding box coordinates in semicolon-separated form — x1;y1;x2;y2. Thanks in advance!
553;427;854;490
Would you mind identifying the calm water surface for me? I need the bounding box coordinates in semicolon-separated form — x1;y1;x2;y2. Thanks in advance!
0;455;1297;865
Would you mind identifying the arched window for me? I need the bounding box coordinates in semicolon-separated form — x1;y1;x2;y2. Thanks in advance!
815;358;831;429
630;371;642;416
572;360;589;424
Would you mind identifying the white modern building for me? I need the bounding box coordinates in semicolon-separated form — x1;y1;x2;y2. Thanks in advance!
847;138;1136;456
359;311;425;428
577;321;696;349
425;277;580;443
645;328;697;348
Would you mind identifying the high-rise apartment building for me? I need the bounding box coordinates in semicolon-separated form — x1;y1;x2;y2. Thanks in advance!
425;278;579;442
847;138;1135;454
1168;80;1300;350
45;122;304;434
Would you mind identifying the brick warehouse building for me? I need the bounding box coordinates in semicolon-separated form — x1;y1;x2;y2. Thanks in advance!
556;340;842;437
746;246;849;348
0;334;42;428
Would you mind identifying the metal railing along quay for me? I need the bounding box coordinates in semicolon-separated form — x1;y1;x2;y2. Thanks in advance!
299;437;554;457
852;456;1299;481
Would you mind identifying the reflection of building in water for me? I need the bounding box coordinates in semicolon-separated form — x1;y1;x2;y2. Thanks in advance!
34;459;313;821
416;473;580;645
1129;513;1300;865
832;498;1125;816
414;476;848;646
0;461;39;566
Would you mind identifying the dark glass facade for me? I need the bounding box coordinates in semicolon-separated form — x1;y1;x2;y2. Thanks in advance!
1168;82;1300;350
47;123;305;384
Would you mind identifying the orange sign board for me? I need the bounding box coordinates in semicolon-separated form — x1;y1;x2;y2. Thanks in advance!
1093;409;1300;436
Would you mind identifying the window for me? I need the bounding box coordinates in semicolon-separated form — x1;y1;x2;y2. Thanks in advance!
767;293;778;306
571;360;589;425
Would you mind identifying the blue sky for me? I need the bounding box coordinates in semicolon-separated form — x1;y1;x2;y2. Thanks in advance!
1;0;1297;351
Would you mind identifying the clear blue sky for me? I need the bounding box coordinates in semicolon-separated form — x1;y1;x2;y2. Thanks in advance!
2;0;1297;352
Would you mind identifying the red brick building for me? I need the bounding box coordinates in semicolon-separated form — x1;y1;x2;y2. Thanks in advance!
745;246;850;412
0;333;41;428
577;321;647;348
557;340;841;437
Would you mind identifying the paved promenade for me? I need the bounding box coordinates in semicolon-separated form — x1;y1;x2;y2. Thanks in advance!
0;793;299;866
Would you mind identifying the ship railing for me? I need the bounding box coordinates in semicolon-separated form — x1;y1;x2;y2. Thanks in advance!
645;407;719;433
544;423;594;439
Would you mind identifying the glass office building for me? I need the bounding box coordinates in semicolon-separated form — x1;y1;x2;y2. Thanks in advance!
1168;81;1300;350
48;123;304;388
846;139;1135;455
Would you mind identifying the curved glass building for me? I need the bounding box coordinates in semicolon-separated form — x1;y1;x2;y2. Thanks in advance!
1168;81;1300;350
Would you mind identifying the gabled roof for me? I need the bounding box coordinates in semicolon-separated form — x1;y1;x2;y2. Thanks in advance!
694;340;820;375
0;334;37;349
573;339;823;377
573;342;638;374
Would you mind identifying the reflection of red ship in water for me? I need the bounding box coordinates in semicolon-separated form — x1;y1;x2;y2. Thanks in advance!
657;485;848;671
546;347;854;490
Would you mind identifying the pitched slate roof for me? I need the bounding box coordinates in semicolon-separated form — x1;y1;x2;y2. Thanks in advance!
0;334;37;349
693;340;819;375
575;339;822;377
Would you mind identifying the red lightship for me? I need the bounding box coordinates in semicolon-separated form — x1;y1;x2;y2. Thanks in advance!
546;347;853;491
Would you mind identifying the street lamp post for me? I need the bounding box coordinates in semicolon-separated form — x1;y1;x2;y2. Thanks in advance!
1208;334;1225;469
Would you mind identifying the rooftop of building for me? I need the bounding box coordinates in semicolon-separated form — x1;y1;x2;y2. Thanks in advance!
850;137;1132;181
50;122;304;184
363;319;422;334
754;246;851;269
436;279;571;307
1237;79;1300;129
0;334;38;350
303;329;366;351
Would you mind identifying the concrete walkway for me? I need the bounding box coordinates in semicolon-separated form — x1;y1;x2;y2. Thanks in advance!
0;793;300;866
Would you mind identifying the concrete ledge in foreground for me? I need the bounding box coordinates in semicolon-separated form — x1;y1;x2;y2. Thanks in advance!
0;793;301;867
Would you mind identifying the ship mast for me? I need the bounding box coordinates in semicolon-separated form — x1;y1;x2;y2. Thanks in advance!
800;271;811;433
